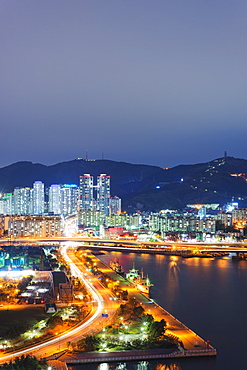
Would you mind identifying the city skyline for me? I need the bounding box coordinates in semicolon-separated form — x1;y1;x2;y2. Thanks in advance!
1;1;247;168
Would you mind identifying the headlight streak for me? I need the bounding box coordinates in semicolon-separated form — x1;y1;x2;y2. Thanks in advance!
0;244;104;363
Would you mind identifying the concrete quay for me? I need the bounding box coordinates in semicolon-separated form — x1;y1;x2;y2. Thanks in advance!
59;346;216;365
57;252;217;365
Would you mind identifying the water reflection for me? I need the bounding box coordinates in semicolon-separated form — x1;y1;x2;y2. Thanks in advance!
136;361;149;370
165;256;180;308
97;363;110;370
94;250;247;369
115;364;127;370
156;364;181;370
95;362;181;370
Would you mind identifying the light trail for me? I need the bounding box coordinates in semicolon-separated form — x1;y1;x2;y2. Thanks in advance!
0;243;104;363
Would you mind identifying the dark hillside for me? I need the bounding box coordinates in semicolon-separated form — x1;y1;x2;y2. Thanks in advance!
1;156;247;211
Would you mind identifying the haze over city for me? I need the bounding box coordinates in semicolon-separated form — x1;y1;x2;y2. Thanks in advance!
1;0;247;168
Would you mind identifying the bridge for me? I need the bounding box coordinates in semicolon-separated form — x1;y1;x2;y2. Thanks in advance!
2;236;247;254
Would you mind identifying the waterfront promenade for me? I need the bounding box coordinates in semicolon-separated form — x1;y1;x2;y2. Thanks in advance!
56;251;216;365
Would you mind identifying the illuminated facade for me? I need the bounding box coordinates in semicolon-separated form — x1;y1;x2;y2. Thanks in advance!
232;208;247;228
78;210;104;227
97;174;110;216
48;184;61;214
33;181;45;215
215;212;232;228
13;187;32;215
110;196;121;215
0;216;4;237
60;184;78;215
79;174;94;211
0;193;13;215
149;212;216;235
105;214;140;228
8;215;62;237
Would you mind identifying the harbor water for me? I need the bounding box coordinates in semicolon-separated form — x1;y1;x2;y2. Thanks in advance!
68;250;247;370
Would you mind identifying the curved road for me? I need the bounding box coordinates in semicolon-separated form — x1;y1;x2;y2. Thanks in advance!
0;243;118;364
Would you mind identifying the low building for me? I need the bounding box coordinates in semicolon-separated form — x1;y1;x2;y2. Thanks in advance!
49;271;73;302
8;215;62;237
78;210;104;228
105;214;141;229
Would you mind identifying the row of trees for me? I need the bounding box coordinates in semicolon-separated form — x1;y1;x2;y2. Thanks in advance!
0;355;46;370
74;297;179;352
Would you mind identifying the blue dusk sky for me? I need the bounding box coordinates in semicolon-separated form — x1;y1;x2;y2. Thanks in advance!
1;0;247;169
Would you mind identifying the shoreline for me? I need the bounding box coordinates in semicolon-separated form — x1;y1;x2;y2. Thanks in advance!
49;252;217;366
51;346;216;366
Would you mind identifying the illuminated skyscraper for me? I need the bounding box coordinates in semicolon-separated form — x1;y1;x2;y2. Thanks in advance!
110;196;121;215
48;184;61;215
79;175;94;211
33;181;44;215
13;187;32;215
97;174;110;216
0;193;13;215
61;184;78;215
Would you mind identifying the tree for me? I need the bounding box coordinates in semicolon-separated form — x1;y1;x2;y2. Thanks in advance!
132;305;144;319
0;355;46;370
84;335;100;351
47;314;63;329
142;313;154;324
148;319;166;339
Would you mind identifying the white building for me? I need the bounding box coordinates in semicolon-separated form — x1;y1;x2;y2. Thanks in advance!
97;174;110;216
0;193;13;215
48;184;61;214
79;174;94;211
33;181;45;215
60;184;78;215
13;187;32;215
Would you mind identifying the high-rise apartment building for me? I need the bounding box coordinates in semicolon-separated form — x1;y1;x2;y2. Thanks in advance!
0;193;13;215
60;184;78;215
13;187;32;215
110;196;121;215
48;184;61;215
48;184;78;216
97;174;110;216
33;181;44;215
79;175;94;211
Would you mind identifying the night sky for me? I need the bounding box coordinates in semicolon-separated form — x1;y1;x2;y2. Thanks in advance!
1;1;247;169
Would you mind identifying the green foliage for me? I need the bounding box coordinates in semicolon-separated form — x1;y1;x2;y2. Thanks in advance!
142;313;154;324
132;305;144;318
0;324;29;340
0;355;46;370
148;319;166;339
77;335;101;351
47;314;63;328
0;307;49;341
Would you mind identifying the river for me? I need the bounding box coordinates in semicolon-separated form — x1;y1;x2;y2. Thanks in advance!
68;250;247;370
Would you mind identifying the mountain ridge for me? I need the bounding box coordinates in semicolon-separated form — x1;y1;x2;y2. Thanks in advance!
1;156;247;211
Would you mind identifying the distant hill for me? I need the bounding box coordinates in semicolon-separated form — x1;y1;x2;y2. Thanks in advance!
1;156;247;211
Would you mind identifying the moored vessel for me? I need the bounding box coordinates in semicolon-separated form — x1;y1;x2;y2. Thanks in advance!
110;260;125;275
125;266;153;295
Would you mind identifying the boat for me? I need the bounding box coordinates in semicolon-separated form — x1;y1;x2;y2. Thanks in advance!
125;266;153;295
110;260;125;275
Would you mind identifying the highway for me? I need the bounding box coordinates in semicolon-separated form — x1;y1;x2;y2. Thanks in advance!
2;236;247;253
0;243;119;364
0;240;216;365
